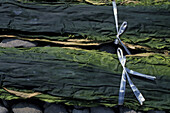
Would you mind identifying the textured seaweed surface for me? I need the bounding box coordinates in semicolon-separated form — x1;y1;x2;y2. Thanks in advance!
0;47;170;111
0;0;170;111
17;0;170;6
0;0;170;51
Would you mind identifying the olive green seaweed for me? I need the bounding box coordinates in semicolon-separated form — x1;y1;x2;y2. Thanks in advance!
0;0;170;52
0;47;170;111
0;0;170;111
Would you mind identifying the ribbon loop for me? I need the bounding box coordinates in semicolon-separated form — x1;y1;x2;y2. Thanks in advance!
117;48;126;68
113;0;156;105
118;21;127;36
117;48;156;105
112;1;131;55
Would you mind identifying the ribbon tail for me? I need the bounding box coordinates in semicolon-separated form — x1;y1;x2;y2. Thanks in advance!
117;36;131;55
112;1;119;33
118;70;126;105
126;72;145;105
126;68;156;80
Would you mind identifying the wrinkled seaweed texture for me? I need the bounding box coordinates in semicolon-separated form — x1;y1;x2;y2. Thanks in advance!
0;0;170;111
0;47;170;110
0;0;170;51
17;0;170;6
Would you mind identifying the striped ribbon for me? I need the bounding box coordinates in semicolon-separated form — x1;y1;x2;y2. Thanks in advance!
117;48;156;105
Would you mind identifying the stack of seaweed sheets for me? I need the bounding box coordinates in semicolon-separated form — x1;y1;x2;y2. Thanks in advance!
0;0;169;111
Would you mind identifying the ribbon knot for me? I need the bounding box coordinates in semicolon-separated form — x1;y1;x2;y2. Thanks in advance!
112;1;131;55
112;0;156;105
117;48;156;105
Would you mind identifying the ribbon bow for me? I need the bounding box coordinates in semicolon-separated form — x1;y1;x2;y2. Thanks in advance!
112;0;131;55
117;48;156;105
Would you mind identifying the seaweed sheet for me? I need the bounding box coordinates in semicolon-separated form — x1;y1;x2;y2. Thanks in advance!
0;47;170;111
0;0;170;52
0;0;170;111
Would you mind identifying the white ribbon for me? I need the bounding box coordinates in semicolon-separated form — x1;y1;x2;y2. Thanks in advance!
112;0;131;55
112;1;156;105
117;48;156;105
